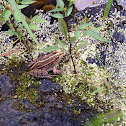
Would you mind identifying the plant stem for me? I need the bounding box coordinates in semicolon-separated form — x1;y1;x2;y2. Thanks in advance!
64;17;77;74
71;55;77;74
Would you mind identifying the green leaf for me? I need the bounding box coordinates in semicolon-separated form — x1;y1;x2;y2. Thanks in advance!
57;0;64;10
20;1;36;5
0;4;3;8
75;40;89;51
79;40;89;45
58;18;68;36
64;49;69;54
41;46;60;52
65;6;73;17
9;23;13;29
48;8;63;12
31;15;38;22
91;86;106;94
90;26;105;32
21;0;33;1
0;9;3;16
56;40;65;48
29;22;41;30
74;30;80;40
8;0;40;47
55;40;69;53
14;11;25;22
16;0;20;4
83;108;123;126
84;30;110;43
75;44;86;51
51;13;64;18
69;1;74;6
14;15;21;23
103;0;113;21
8;29;16;36
70;36;76;43
36;19;45;23
4;10;12;22
79;23;90;30
18;5;29;9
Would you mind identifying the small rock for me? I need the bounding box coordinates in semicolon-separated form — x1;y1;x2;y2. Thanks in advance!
0;74;16;97
46;95;57;102
10;120;19;126
37;79;63;94
56;103;63;109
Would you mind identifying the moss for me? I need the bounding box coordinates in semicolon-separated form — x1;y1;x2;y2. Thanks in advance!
13;101;34;112
0;50;42;106
54;57;111;111
16;72;40;105
0;52;41;106
0;94;6;101
13;101;24;111
0;55;27;80
73;109;81;117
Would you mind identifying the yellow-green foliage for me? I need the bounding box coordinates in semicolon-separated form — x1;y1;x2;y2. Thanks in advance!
55;55;110;110
83;108;123;126
16;72;40;105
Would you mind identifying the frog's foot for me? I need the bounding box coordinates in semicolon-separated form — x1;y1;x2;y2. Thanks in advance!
53;66;62;74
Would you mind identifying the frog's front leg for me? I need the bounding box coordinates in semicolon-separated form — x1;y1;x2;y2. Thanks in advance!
53;66;62;74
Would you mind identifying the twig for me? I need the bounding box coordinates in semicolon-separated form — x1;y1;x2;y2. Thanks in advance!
0;44;20;57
